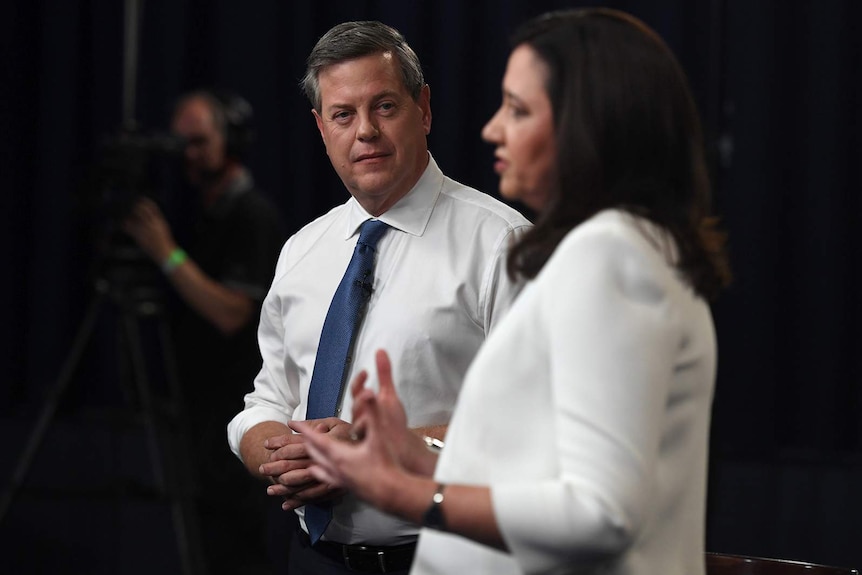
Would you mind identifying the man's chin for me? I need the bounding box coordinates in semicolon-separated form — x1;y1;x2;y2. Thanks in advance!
352;176;397;197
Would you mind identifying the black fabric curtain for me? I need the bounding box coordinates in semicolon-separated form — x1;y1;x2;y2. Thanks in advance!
2;0;860;572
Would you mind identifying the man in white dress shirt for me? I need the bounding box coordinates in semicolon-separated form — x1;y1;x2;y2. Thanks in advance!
227;21;531;575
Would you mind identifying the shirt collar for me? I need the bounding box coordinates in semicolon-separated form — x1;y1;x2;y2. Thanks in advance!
341;153;443;240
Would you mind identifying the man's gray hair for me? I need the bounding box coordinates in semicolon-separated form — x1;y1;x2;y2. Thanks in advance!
301;21;425;112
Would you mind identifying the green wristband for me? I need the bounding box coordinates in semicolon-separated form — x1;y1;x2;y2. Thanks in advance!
162;248;188;274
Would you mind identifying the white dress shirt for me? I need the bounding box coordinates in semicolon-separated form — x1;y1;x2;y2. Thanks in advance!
228;154;532;545
412;210;716;575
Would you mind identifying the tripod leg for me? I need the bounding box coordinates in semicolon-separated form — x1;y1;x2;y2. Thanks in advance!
119;310;167;491
157;317;207;575
0;289;106;526
120;310;206;575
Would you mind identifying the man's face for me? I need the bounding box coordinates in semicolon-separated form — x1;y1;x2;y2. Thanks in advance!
171;97;228;187
312;52;432;216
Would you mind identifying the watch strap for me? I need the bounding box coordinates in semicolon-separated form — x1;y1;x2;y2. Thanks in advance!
421;483;447;531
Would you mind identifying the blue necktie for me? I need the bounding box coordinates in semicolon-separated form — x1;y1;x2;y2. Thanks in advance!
304;218;390;544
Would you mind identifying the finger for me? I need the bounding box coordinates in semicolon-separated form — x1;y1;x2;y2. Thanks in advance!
289;420;315;435
281;497;305;511
299;431;344;485
375;349;396;400
347;399;385;452
302;435;346;482
264;433;300;449
286;421;310;436
350;369;369;400
266;483;293;497
356;398;400;461
259;459;281;477
353;387;376;407
350;413;369;440
275;467;317;487
259;457;309;477
306;464;342;489
351;387;375;424
267;475;318;496
355;395;383;434
269;443;308;462
301;429;330;457
293;478;343;500
291;418;337;434
268;444;307;462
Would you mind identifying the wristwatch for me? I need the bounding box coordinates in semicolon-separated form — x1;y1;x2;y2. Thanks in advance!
422;483;447;531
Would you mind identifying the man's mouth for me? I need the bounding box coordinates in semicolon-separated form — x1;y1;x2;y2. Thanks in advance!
355;152;390;162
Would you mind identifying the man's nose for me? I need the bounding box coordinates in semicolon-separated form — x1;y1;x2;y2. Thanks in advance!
357;113;380;141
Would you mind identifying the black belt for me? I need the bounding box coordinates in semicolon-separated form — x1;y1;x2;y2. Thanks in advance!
298;529;416;573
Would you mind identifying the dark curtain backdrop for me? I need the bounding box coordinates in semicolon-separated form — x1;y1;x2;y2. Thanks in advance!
2;0;860;573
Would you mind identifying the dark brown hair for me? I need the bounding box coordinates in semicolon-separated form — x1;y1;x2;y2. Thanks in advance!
506;8;731;300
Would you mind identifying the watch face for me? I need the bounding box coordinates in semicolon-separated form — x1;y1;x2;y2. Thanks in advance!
422;484;447;530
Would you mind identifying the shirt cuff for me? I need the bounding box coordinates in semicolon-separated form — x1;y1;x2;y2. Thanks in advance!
226;405;292;459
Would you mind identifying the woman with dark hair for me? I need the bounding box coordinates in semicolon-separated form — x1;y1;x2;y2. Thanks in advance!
292;8;731;575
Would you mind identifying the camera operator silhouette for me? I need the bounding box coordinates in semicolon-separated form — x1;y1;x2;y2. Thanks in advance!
123;89;287;575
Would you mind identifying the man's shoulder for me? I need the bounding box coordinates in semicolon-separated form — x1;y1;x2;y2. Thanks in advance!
292;201;346;236
270;203;348;278
281;202;347;252
437;177;531;229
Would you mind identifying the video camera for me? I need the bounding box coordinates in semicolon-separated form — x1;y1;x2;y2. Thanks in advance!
83;126;186;300
93;126;186;221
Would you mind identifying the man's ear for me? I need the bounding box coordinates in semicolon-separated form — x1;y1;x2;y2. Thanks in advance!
419;84;432;135
312;108;327;144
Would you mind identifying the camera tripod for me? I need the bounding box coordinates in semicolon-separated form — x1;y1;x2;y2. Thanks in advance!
0;270;206;575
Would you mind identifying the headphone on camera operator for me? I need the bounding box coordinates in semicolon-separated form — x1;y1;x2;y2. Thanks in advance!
188;90;255;163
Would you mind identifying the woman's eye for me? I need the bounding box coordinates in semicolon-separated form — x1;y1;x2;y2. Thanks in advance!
508;105;527;118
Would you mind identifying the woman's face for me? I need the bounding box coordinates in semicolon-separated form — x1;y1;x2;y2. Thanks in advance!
482;44;556;212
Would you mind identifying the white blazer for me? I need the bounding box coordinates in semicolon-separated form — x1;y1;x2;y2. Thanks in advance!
412;209;717;575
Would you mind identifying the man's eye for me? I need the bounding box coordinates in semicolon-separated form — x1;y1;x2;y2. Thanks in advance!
333;111;352;121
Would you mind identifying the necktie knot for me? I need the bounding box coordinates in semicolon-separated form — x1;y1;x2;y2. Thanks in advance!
357;219;389;250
